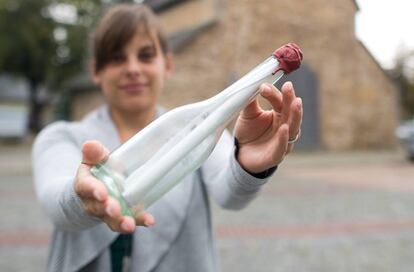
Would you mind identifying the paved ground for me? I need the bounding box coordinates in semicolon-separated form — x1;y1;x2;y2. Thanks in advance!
1;139;414;272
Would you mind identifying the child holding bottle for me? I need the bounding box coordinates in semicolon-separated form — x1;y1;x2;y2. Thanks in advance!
33;3;302;272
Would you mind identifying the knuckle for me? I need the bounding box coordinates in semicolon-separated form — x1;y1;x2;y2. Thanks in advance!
74;180;84;195
74;182;81;194
106;220;119;232
83;200;103;217
84;204;95;216
93;202;104;216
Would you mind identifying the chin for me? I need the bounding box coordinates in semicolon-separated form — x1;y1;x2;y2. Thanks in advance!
124;102;154;113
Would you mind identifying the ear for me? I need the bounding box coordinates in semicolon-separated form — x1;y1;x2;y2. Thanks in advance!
164;53;174;79
89;59;101;85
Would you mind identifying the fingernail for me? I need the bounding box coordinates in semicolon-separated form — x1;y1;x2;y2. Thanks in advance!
106;205;115;217
144;219;154;227
93;190;102;201
297;98;302;109
121;221;131;231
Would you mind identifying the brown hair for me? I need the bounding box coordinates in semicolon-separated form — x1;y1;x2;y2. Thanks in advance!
92;4;169;72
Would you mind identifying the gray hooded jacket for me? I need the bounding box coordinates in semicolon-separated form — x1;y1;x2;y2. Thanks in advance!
32;106;273;272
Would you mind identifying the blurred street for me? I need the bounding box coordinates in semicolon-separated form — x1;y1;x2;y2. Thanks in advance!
1;141;414;272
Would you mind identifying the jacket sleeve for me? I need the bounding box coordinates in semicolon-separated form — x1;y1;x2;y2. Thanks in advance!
201;130;275;210
32;122;101;231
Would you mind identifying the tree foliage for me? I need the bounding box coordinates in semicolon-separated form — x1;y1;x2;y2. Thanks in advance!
0;1;55;86
0;0;103;131
0;0;149;131
0;0;108;87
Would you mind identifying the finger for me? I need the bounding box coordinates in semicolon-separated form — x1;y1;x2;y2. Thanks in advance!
240;98;261;119
103;215;134;233
75;170;108;201
101;197;136;232
135;212;155;227
288;97;303;141
101;198;126;232
83;199;107;217
240;84;267;119
103;202;138;233
104;197;121;219
271;124;289;164
281;81;296;124
107;211;155;233
129;206;156;227
260;83;283;113
82;140;109;166
119;216;136;233
286;142;294;155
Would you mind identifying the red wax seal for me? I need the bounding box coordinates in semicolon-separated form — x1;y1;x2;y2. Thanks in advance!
272;43;303;74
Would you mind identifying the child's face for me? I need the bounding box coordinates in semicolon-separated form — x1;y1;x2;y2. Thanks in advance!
93;29;172;114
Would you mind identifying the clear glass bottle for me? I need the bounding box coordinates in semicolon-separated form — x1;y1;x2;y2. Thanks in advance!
91;43;303;217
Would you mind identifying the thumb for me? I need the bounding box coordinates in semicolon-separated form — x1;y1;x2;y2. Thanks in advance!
240;84;270;118
82;140;109;166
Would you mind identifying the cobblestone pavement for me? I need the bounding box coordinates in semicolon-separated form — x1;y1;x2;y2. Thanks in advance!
1;141;414;272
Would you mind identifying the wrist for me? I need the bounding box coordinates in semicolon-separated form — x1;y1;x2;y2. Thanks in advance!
234;137;278;178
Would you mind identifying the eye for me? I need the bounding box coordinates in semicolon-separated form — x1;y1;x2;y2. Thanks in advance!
138;46;156;63
110;51;125;64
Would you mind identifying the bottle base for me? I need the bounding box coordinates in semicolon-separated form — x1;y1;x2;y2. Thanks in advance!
91;164;134;217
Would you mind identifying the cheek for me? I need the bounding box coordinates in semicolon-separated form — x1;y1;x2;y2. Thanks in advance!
149;60;168;80
151;67;167;87
100;80;119;102
101;71;120;89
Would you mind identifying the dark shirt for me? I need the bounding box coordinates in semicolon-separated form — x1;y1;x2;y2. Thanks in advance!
110;234;133;272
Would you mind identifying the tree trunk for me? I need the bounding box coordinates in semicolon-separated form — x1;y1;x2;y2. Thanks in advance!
28;80;42;133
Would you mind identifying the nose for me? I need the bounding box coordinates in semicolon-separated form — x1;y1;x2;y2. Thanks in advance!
125;56;142;78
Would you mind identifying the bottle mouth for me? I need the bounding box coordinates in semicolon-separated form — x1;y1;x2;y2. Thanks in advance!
272;43;303;74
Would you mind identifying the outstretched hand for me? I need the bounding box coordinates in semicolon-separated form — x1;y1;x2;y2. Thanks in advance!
234;81;303;173
74;140;155;233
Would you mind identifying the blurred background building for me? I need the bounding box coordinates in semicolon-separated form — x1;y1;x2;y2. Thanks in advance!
0;0;404;151
2;2;414;271
160;0;399;151
0;75;30;139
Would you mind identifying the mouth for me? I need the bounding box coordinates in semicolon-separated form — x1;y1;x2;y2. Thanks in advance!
119;83;147;94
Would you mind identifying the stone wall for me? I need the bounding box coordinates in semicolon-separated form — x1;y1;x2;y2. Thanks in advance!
160;0;399;150
70;0;399;150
